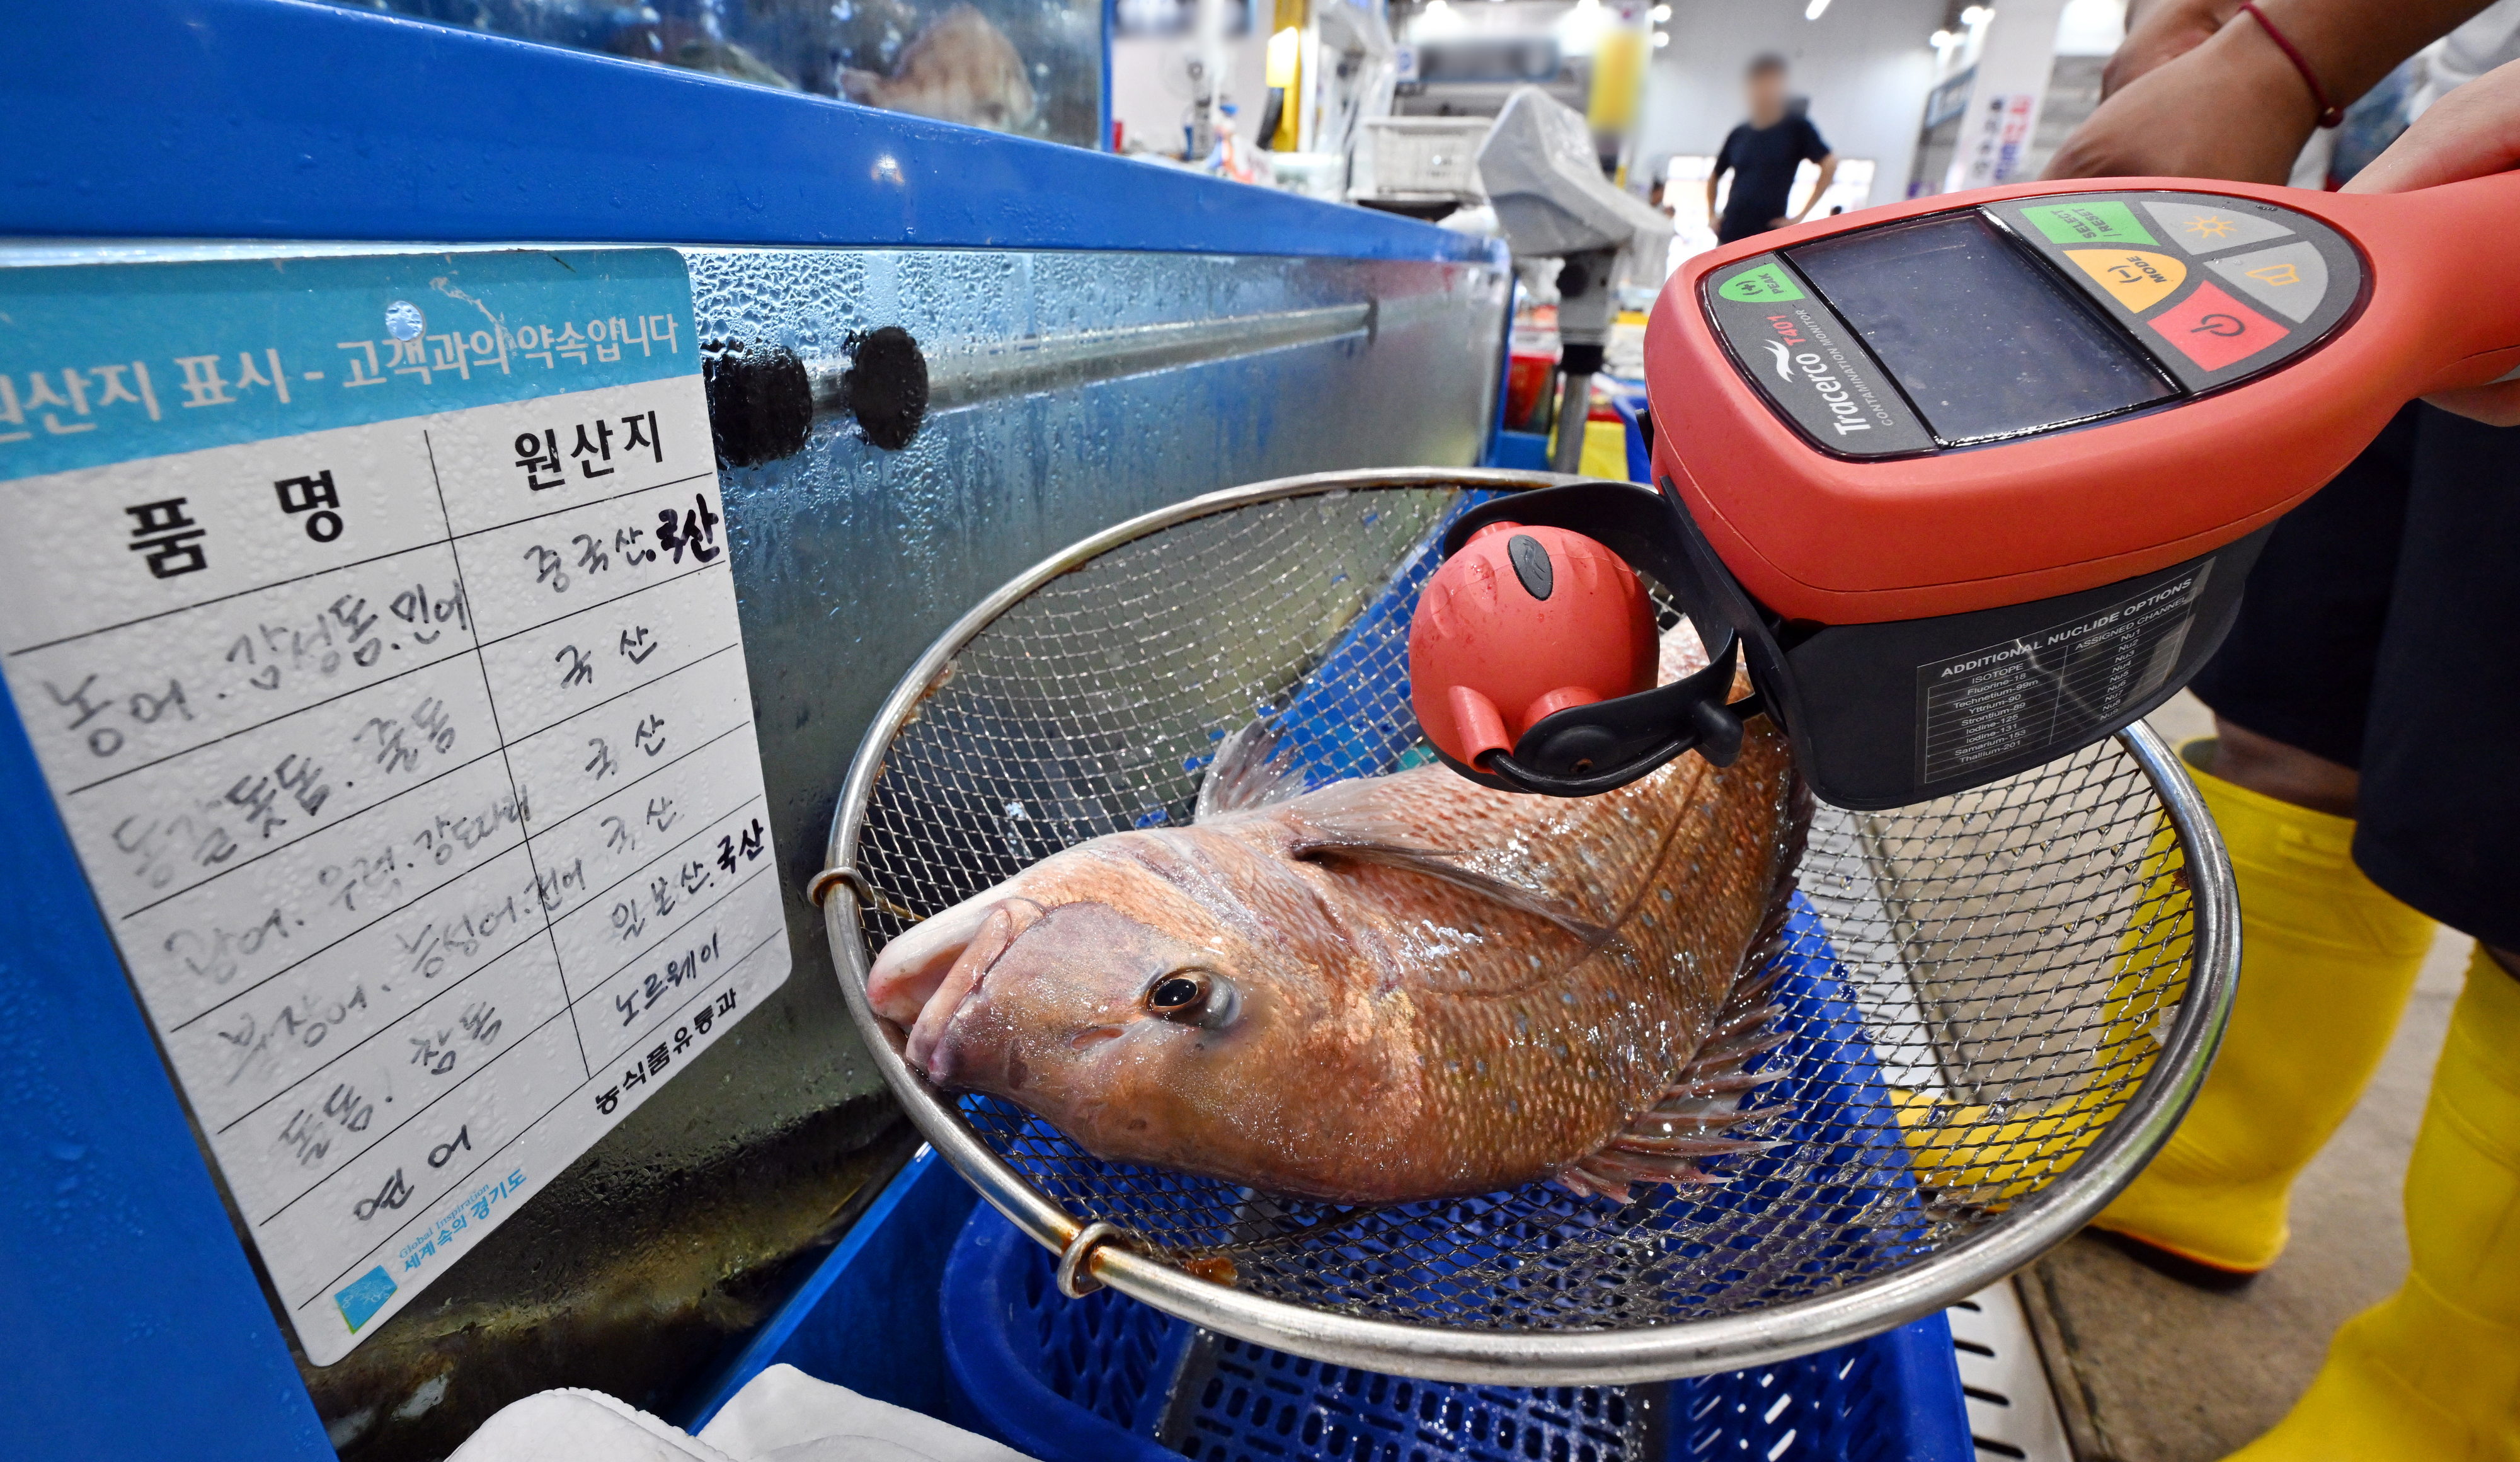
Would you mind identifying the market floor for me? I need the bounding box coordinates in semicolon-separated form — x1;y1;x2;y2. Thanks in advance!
2017;694;2478;1461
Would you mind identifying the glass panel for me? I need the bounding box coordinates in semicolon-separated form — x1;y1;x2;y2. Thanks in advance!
1789;212;2174;446
316;0;1106;148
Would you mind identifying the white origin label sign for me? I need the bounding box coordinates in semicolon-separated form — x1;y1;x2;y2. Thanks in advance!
0;250;791;1364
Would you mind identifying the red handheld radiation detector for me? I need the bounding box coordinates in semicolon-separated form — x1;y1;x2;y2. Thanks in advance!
1413;171;2520;809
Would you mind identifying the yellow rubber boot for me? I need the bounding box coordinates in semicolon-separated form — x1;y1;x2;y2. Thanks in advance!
2089;742;2435;1275
2230;947;2520;1461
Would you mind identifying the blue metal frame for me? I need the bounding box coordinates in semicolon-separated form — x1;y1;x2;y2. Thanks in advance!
1;0;1499;265
1101;0;1118;150
0;685;335;1458
684;1148;980;1431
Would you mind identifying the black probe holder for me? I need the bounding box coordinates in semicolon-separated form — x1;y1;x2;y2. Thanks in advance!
1429;481;2272;810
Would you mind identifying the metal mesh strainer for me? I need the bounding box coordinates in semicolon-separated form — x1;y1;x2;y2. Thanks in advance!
820;468;2236;1383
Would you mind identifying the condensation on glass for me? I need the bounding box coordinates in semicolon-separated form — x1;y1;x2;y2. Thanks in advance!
0;236;1505;1458
315;0;1107;146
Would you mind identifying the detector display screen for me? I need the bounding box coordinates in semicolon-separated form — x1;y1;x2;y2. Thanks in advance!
1789;212;2176;444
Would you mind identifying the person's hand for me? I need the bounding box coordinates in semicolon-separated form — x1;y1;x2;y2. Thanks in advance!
2103;0;2245;97
2044;11;2317;181
2050;0;2494;181
2351;59;2520;422
2349;58;2520;190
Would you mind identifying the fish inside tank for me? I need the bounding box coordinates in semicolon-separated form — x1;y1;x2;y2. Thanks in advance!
318;0;1102;146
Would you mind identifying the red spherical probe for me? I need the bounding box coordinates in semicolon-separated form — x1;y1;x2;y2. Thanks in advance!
1408;521;1659;770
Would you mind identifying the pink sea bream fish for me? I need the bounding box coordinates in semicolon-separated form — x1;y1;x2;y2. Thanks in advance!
840;4;1038;134
869;625;1811;1206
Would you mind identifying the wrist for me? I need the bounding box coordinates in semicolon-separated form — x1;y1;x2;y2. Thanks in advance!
2105;0;2248;98
2238;0;2395;111
2235;3;2344;127
2196;12;2325;143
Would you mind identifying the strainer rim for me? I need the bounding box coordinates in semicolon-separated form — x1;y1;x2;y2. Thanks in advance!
818;466;2239;1383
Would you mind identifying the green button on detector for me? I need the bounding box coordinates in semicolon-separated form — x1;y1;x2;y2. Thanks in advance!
2020;201;2158;247
1717;262;1805;303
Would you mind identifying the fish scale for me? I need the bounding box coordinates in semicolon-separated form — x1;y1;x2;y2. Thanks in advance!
1280;749;1795;1196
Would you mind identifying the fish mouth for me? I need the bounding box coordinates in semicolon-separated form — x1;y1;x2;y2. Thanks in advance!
891;897;1043;1085
869;893;1022;1023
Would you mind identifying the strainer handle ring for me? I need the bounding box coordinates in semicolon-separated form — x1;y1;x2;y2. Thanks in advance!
807;865;870;909
1057;1221;1128;1298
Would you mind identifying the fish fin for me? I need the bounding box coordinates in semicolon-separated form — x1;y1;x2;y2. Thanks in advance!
1579;1008;1787;1192
1289;837;1613;947
1610;1131;1780;1159
1660;1068;1791;1100
1196;721;1312;822
1575;768;1816;1200
1570;1149;1731;1195
1553;1165;1634;1204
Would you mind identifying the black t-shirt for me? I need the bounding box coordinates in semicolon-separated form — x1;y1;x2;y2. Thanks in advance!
1714;113;1831;243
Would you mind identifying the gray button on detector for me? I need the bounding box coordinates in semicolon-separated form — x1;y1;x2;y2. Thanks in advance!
2142;200;2294;255
2206;241;2328;322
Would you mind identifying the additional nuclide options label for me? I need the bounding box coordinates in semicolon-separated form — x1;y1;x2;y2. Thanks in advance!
0;251;789;1364
1702;255;1934;457
1916;562;2215;783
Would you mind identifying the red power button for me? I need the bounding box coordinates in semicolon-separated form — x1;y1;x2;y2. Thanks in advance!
2148;281;2289;371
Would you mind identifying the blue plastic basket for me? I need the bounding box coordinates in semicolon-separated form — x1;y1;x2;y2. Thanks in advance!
940;1200;1972;1462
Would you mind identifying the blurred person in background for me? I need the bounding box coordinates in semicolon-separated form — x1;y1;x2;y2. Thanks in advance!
1707;54;1838;245
2048;4;2520;1458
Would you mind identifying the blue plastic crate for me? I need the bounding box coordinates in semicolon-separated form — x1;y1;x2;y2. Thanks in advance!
941;1201;1971;1462
936;892;1934;1338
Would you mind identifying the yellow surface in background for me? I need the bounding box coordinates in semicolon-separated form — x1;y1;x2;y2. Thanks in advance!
1268;0;1304;151
1544;417;1633;481
1588;26;1648;133
1581;418;1629;480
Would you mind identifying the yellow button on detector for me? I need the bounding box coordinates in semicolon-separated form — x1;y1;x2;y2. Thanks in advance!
2065;248;2188;313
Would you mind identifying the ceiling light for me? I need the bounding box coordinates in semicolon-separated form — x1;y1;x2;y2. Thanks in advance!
1804;0;1830;16
1652;29;1670;45
1961;6;1991;23
1930;27;1954;44
1650;3;1670;18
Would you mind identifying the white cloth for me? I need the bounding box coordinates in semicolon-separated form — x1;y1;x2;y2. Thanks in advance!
447;1388;742;1462
699;1365;1035;1462
2411;0;2520;119
447;1365;1036;1462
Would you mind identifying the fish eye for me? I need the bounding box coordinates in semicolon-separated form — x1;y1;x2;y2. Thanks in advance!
1144;969;1239;1030
1147;972;1208;1016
